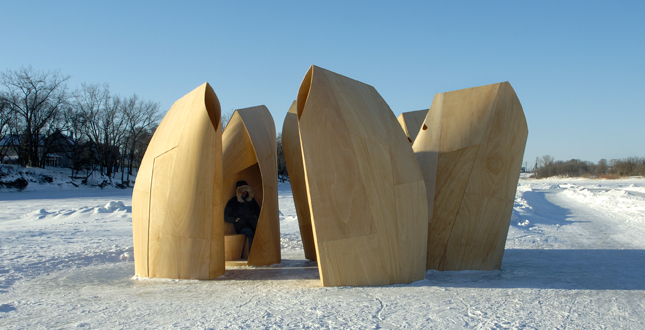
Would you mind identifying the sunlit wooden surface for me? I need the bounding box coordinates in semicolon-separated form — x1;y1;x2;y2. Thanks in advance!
297;65;428;287
133;83;224;279
413;82;528;271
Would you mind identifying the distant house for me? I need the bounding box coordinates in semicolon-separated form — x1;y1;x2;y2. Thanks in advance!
0;133;74;167
0;135;21;164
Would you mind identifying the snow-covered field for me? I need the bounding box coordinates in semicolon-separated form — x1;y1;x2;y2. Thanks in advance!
1;175;645;329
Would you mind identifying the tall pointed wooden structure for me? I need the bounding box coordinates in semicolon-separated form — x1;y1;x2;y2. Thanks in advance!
413;82;528;271
397;109;428;144
297;65;428;287
281;101;316;261
132;83;224;279
221;106;281;266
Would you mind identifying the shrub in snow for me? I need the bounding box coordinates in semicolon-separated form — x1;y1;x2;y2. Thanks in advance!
0;177;28;190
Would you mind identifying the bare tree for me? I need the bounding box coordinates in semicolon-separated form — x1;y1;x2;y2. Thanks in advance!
121;94;160;182
221;109;235;131
0;96;8;135
37;104;71;167
597;159;608;176
60;104;92;178
276;133;288;182
72;83;111;179
133;125;156;165
1;66;70;167
0;94;15;164
540;154;555;167
78;84;127;178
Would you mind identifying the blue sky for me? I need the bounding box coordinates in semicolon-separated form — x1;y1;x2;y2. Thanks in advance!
2;1;643;165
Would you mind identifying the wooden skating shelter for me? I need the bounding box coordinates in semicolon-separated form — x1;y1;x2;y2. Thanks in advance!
132;83;225;280
221;106;281;267
413;82;528;271
295;65;429;287
131;70;528;285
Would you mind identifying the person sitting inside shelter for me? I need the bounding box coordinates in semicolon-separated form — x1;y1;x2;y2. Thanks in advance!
224;180;261;251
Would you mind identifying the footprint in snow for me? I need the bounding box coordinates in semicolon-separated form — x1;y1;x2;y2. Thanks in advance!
0;304;16;313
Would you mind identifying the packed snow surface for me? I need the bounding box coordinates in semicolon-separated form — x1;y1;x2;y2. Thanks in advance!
1;176;645;328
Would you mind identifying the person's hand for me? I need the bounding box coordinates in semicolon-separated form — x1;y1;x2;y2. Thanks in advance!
235;218;240;222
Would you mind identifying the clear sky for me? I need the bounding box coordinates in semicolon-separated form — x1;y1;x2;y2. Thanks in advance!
2;1;643;165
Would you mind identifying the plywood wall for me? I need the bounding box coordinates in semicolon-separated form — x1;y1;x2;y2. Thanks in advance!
413;82;528;271
297;65;428;287
132;83;224;279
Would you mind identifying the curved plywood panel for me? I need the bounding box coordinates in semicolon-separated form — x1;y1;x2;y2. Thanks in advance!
413;82;528;271
132;83;223;279
221;106;281;267
397;109;428;144
281;101;316;261
297;65;428;287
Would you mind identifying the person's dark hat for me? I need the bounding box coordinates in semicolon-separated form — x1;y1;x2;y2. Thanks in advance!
236;180;248;187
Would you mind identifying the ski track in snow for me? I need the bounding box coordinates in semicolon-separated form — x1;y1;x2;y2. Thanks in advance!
1;179;645;329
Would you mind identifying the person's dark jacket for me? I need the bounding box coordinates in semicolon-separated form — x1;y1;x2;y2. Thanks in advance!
224;182;261;234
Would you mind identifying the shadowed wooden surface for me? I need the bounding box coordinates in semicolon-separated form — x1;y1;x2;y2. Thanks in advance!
413;82;528;271
397;109;427;144
281;101;316;261
224;234;245;261
132;83;224;279
222;106;281;267
297;65;428;287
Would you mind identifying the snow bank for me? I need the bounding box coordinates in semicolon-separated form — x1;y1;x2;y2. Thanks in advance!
0;164;137;192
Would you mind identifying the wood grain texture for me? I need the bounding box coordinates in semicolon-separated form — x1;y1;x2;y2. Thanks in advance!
397;110;428;144
221;106;281;267
281;101;316;261
224;234;245;261
297;65;428;287
132;83;224;279
413;82;528;271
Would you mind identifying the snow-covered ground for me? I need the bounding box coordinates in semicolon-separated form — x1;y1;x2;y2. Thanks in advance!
1;175;645;329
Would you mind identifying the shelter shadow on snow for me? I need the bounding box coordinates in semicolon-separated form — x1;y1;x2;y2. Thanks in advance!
422;249;645;290
512;189;585;228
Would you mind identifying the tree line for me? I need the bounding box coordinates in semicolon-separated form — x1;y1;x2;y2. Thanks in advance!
0;66;161;185
534;155;645;178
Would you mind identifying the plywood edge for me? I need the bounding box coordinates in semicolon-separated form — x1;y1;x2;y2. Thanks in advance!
225;260;249;267
248;184;281;266
222;111;257;176
397;114;408;140
282;101;317;261
237;105;276;165
201;82;222;131
298;125;324;271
